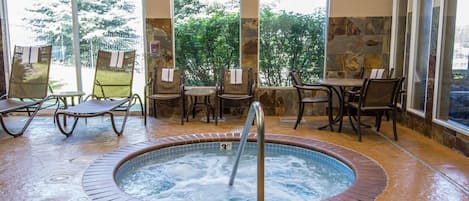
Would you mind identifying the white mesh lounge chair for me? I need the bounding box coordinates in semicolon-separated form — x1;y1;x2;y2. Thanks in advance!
0;45;53;137
55;50;143;136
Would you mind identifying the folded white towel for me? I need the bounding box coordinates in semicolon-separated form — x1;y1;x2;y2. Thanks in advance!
110;51;124;68
21;47;39;64
376;69;385;78
161;68;174;82
21;47;30;64
230;69;242;84
29;47;39;64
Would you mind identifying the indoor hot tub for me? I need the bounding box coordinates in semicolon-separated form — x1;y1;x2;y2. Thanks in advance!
82;133;387;200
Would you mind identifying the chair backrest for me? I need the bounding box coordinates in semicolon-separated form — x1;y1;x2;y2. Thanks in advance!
388;68;395;78
289;71;307;99
154;67;184;94
92;50;136;99
289;71;303;87
220;68;253;95
8;45;52;99
363;68;389;79
359;78;402;108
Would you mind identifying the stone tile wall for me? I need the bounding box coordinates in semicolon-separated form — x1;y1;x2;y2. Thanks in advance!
327;17;392;77
405;110;469;157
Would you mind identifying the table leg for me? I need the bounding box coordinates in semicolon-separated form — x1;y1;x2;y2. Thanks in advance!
63;97;69;127
318;86;343;131
186;96;195;122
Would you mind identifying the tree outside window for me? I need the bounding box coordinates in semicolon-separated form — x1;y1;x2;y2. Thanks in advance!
174;0;240;86
259;0;327;86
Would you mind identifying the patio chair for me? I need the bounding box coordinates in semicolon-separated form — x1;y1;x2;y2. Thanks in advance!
144;67;185;125
289;71;333;131
215;68;256;125
55;50;143;137
345;68;390;108
345;78;404;142
0;45;53;137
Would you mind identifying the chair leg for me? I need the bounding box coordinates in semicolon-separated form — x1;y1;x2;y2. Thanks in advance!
215;96;220;125
55;113;79;137
181;96;185;125
144;100;147;126
133;94;144;116
328;100;334;131
219;98;224;119
0;113;33;137
339;107;344;133
109;98;134;136
347;106;357;133
294;102;304;129
376;112;382;132
0;101;45;137
152;99;157;118
392;109;398;141
357;109;362;142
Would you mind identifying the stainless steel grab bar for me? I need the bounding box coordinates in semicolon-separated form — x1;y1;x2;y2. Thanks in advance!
228;101;265;201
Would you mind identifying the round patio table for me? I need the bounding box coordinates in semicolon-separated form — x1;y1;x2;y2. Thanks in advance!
318;79;364;131
185;88;216;123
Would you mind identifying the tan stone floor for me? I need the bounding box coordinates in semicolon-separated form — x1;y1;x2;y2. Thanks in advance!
0;113;468;201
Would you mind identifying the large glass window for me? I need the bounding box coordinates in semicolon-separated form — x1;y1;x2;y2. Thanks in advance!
391;0;410;109
6;0;77;92
408;0;433;114
77;0;144;95
174;0;240;86
436;0;469;131
259;0;327;86
4;0;144;96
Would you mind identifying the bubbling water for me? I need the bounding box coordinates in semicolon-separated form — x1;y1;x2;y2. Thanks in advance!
116;143;354;201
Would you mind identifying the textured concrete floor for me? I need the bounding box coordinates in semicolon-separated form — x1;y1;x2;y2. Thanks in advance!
0;113;468;201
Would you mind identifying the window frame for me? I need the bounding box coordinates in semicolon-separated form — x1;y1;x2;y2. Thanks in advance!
432;0;469;136
1;0;145;96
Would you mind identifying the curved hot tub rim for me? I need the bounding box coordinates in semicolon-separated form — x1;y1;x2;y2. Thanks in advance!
82;133;387;201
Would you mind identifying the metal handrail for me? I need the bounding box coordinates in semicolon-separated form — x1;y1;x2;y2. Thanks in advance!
228;101;265;201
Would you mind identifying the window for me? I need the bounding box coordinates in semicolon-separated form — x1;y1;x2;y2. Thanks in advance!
6;0;77;92
259;0;327;86
435;0;469;132
407;0;433;114
77;0;145;95
390;0;409;109
174;0;240;86
4;0;144;96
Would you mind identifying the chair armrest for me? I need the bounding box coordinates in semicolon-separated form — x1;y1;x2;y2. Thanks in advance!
83;94;92;101
145;78;154;87
94;80;108;99
345;89;361;95
215;84;223;96
295;85;328;92
303;83;321;87
180;84;185;94
249;81;257;96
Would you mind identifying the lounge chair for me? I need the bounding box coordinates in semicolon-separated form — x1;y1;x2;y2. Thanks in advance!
0;45;53;137
55;50;143;137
